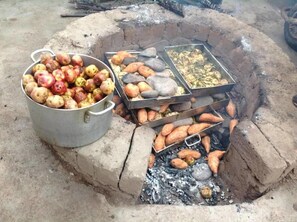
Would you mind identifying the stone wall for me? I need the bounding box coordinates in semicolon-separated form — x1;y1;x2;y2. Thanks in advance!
46;4;297;201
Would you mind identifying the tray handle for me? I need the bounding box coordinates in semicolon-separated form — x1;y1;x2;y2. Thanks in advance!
31;49;55;62
184;133;201;147
84;100;115;123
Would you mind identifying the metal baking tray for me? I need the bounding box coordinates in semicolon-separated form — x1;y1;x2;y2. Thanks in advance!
105;51;192;109
163;44;236;97
131;93;229;128
152;107;223;156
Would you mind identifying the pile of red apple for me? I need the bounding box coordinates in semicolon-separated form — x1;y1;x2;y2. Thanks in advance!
22;52;115;109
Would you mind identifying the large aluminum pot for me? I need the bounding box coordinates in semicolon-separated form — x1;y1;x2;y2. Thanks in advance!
21;49;115;148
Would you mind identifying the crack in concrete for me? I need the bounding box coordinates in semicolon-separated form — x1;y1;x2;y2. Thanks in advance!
117;125;137;196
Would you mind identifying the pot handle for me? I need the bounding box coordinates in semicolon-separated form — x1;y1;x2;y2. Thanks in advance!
31;49;55;62
84;100;115;123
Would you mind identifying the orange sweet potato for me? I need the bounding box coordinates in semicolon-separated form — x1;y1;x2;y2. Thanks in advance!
148;153;155;169
137;82;152;92
138;65;155;78
229;119;239;134
123;62;144;73
154;133;166;151
165;125;190;146
187;123;211;135
177;149;201;159
208;155;220;174
170;158;188;169
137;108;148;124
116;51;134;59
147;110;157;121
111;54;124;65
124;83;140;98
209;150;225;160
202;135;211;153
198;113;224;123
226;99;236;118
161;123;175;136
160;104;169;113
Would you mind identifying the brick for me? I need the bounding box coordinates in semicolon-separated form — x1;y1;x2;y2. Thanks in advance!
220;145;269;200
231;120;287;185
74;116;136;189
164;23;180;40
253;107;297;175
180;21;196;39
119;126;155;198
194;26;210;42
207;30;222;47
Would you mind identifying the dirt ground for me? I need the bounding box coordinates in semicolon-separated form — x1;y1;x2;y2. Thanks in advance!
0;0;297;221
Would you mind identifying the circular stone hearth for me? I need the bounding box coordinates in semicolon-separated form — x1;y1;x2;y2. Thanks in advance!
45;4;297;204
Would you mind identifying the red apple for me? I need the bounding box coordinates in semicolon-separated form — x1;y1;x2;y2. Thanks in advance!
73;65;84;76
65;88;75;98
74;91;87;103
46;59;60;73
64;69;77;84
55;52;71;65
71;55;84;67
51;81;67;95
92;88;104;101
84;79;96;92
93;73;107;86
32;63;46;73
34;70;49;80
38;73;55;88
52;69;65;81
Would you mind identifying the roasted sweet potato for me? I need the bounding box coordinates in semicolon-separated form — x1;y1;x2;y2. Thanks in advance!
198;113;223;123
161;123;175;136
116;51;134;59
138;65;155;78
187;123;211;135
148;153;155;169
202;135;211;153
123;62;144;73
154;133;166;151
147;110;157;121
137;108;148;124
226;99;236;118
177;149;201;159
170;158;188;169
137;82;152;92
124;83;140;98
165;125;190;146
208;155;220;174
209;150;225;160
159;104;169;113
229;119;239;134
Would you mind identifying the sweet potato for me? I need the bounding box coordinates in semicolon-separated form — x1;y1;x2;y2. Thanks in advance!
123;62;144;73
198;113;224;123
111;54;124;65
137;82;152;92
209;150;225;160
154;133;166;151
138;65;155;78
137;108;148;124
188;123;211;135
226;99;236;118
124;83;140;98
114;103;126;117
202;135;211;153
208;155;220;174
229;119;238;134
165;125;190;146
161;123;175;136
147;110;157;121
116;51;134;59
159;104;169;113
148;153;155;169
170;158;188;169
177;149;201;159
